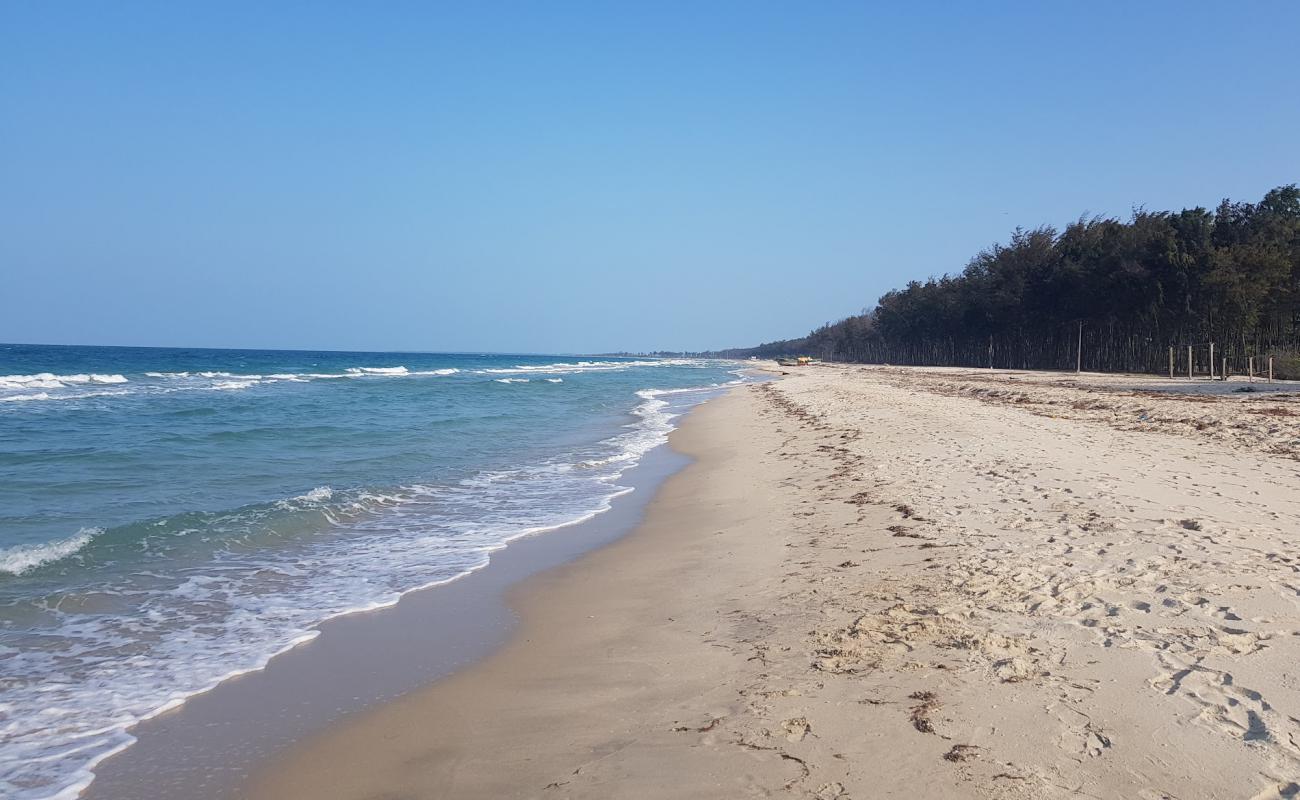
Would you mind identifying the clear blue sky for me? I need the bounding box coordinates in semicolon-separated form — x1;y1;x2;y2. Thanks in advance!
3;2;1297;354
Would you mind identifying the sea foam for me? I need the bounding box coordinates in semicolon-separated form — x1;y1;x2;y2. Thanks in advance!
0;528;105;575
345;366;409;376
480;359;702;375
0;373;128;389
0;367;465;407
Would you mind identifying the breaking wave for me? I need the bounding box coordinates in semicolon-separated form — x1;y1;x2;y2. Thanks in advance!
0;528;105;576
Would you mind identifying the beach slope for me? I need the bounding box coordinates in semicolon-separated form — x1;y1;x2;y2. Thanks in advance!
248;366;1300;799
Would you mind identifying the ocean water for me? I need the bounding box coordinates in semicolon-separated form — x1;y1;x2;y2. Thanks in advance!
0;344;747;800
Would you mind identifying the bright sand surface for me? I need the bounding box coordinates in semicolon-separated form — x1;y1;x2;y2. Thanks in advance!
245;365;1300;799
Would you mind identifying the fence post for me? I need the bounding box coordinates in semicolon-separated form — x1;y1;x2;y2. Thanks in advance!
1169;347;1174;379
1222;357;1227;382
1269;356;1274;383
1188;345;1193;379
1076;321;1082;374
1249;356;1255;383
1209;342;1215;379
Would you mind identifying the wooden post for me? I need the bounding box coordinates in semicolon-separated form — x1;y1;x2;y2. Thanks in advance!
1169;347;1175;379
1269;356;1274;383
1209;342;1215;379
988;335;993;371
1076;321;1082;374
1188;345;1193;379
1249;356;1255;383
1222;357;1227;382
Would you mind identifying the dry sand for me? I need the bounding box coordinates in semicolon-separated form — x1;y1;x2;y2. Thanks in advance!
245;365;1300;799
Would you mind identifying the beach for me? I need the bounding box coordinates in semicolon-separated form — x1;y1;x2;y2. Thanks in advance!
0;349;746;799
244;365;1300;799
10;5;1298;798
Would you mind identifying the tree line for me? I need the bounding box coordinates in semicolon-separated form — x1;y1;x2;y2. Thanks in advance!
718;185;1300;377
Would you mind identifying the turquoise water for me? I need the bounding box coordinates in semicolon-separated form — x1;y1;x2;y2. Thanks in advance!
0;344;745;800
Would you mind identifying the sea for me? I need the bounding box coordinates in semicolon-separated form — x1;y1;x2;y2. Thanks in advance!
0;343;748;800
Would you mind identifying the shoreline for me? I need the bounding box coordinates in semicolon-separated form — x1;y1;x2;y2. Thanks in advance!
4;353;751;800
79;403;708;800
242;380;799;799
245;366;1300;799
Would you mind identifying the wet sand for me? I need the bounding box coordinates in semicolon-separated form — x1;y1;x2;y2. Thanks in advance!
82;444;694;800
247;366;1300;799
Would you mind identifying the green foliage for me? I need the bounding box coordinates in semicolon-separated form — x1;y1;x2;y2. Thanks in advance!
719;185;1300;373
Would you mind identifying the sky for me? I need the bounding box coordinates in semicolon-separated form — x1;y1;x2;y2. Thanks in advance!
2;2;1298;354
